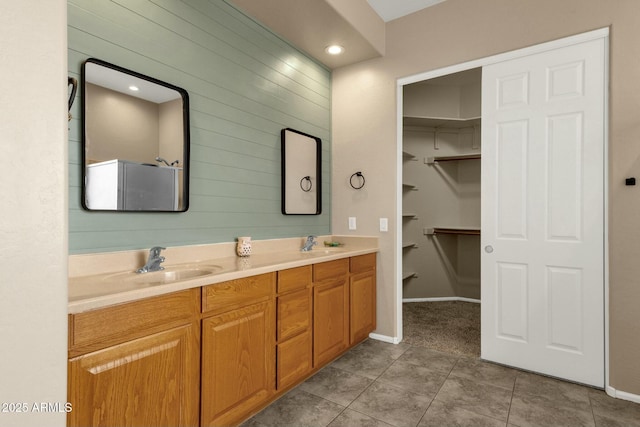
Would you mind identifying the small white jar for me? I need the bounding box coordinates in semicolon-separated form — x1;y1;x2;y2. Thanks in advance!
236;236;252;257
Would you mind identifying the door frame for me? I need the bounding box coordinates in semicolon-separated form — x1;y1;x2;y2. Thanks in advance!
395;27;609;389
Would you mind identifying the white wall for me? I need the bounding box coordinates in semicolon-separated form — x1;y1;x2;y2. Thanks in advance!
0;2;68;426
332;0;640;396
402;127;481;300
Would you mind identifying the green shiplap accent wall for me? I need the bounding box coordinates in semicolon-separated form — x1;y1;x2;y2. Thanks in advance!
68;0;331;254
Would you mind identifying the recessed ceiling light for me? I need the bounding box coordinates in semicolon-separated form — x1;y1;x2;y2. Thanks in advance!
325;45;344;55
129;85;139;91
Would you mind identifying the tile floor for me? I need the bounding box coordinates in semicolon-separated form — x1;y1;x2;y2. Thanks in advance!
242;339;640;427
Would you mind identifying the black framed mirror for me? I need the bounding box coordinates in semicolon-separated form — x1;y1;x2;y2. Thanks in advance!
281;128;321;215
81;58;190;211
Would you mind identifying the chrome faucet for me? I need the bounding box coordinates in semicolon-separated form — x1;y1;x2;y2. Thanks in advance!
301;235;318;252
137;246;166;273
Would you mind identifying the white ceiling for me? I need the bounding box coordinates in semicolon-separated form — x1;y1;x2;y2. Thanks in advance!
227;0;384;68
367;0;447;22
85;62;181;103
226;0;448;69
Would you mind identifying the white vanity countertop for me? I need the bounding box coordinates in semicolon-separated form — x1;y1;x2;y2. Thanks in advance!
68;235;378;314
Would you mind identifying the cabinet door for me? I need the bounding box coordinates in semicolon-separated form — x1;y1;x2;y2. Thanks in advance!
67;323;199;427
201;300;275;427
313;279;349;367
350;270;376;345
277;330;312;390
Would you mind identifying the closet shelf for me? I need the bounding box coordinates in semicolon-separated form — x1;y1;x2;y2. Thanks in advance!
403;151;418;161
402;242;418;249
403;116;480;129
402;213;418;219
426;153;481;165
402;183;418;190
402;272;417;280
425;227;480;236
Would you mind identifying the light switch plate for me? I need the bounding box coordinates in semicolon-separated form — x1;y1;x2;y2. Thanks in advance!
380;218;388;232
348;217;357;230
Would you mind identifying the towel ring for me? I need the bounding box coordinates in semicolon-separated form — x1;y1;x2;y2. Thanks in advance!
300;176;312;192
350;171;365;190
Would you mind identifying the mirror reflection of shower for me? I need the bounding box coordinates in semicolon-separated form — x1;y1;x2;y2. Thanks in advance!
82;58;190;212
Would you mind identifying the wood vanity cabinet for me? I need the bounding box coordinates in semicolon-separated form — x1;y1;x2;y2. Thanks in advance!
67;288;200;427
350;253;377;345
313;258;350;367
200;273;276;427
67;252;377;427
276;265;312;390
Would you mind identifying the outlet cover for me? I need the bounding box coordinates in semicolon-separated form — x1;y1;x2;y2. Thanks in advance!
348;217;356;230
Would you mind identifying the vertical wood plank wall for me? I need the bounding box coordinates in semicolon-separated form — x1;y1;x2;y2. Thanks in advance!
67;0;331;253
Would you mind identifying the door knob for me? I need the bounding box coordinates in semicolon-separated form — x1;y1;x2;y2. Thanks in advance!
484;245;494;254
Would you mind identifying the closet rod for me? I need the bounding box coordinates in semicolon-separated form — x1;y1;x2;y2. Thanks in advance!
426;227;480;236
426;153;481;164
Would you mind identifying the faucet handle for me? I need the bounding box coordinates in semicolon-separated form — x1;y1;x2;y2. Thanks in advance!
150;246;166;256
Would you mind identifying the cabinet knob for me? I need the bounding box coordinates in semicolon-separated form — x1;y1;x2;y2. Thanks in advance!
484;245;494;254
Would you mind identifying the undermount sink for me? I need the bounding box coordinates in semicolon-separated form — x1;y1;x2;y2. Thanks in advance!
105;264;222;285
301;247;347;255
128;268;216;285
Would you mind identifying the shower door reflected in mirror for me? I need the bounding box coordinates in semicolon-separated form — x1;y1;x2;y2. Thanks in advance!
82;58;190;211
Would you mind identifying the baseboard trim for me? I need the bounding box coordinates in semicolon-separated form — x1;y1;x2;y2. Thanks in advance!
606;385;640;404
403;297;481;304
368;333;402;344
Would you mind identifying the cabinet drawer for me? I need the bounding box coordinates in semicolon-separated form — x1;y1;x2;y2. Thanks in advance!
277;288;311;341
277;265;311;293
69;288;200;356
202;272;275;315
350;253;376;274
313;258;349;283
277;330;312;390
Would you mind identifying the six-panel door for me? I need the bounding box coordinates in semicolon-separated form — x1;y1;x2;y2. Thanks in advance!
481;36;606;387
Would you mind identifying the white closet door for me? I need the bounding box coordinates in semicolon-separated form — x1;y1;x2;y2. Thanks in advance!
481;37;605;387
